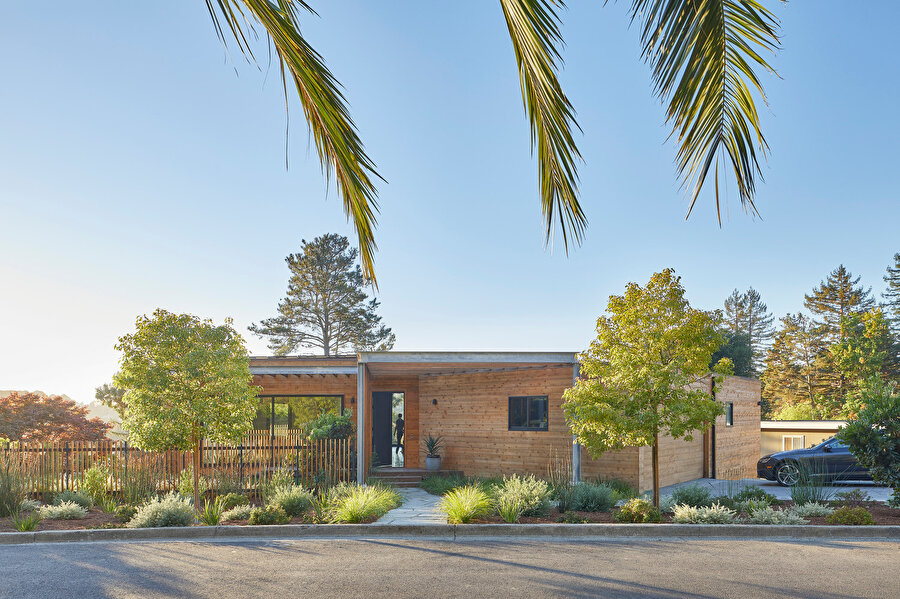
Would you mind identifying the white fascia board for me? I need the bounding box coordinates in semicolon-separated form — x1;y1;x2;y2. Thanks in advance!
249;366;358;376
760;420;847;431
357;351;578;364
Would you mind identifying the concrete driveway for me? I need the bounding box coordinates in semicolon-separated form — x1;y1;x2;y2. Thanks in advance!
660;478;892;502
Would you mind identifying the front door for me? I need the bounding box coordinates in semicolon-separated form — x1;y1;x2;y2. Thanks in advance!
371;392;393;467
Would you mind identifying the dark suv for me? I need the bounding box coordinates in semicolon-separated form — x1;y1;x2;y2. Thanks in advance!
757;436;871;486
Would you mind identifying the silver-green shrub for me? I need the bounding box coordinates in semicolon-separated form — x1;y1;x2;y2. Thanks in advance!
747;506;808;525
671;502;736;524
569;483;617;512
222;505;252;522
39;501;87;520
53;490;92;510
126;493;194;528
669;484;714;508
20;498;41;512
789;502;834;518
491;474;550;517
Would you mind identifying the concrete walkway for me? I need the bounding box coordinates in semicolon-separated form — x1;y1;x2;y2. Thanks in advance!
377;488;445;524
660;477;892;502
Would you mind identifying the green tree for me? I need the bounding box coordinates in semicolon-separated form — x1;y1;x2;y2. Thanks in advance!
831;309;900;407
250;233;395;355
192;1;783;282
95;382;126;419
760;313;828;419
884;252;900;335
722;288;774;374
836;379;900;506
562;269;725;506
710;331;753;378
114;310;260;508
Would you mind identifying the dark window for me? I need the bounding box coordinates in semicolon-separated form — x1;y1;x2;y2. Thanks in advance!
725;402;734;427
508;396;549;431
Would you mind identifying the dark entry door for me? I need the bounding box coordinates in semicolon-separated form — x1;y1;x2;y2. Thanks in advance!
371;392;393;467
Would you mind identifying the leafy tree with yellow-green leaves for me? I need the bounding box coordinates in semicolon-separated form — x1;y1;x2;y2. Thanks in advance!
114;310;260;509
563;269;726;507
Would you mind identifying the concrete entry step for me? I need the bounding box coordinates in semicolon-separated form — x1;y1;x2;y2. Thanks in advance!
368;467;462;488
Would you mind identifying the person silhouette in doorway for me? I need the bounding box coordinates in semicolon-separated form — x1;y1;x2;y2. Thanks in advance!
395;415;405;455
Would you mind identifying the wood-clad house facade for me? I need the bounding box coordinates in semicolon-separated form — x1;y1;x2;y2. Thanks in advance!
250;352;760;490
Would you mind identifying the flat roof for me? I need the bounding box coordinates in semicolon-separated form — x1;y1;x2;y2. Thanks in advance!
761;420;846;431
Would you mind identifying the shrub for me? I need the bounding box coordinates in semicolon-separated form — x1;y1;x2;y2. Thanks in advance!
219;493;250;511
81;466;109;504
178;467;209;502
659;494;677;513
614;498;662;523
222;504;252;522
440;486;492;524
115;504;138;523
833;489;871;507
53;490;92;510
198;498;224;526
554;485;575;513
671;502;736;524
491;474;550;517
268;486;313;518
420;474;467;496
598;478;638;501
556;512;589;524
120;463;159;506
746;506;807;525
789;502;834;518
569;483;617;512
0;460;27;517
669;484;714;508
306;412;354;440
330;484;402;523
126;493;194;528
248;505;289;525
20;498;41;513
732;486;775;504
259;470;294;502
39;501;88;520
13;511;41;531
735;498;771;515
825;506;876;526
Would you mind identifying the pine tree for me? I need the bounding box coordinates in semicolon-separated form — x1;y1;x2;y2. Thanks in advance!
721;287;774;374
760;313;828;419
884;252;900;334
250;233;395;355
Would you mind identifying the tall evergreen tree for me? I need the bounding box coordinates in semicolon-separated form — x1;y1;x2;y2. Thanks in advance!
250;233;395;356
884;252;900;334
760;313;828;418
710;331;753;378
722;287;774;374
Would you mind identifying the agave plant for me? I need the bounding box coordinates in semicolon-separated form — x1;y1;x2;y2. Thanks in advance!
422;435;445;458
201;1;782;283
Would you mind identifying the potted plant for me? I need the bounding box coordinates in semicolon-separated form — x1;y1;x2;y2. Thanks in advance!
422;434;444;471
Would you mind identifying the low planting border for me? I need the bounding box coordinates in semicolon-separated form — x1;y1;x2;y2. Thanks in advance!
1;523;898;545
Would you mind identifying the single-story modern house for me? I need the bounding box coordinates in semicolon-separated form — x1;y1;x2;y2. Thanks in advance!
760;420;846;457
249;352;761;491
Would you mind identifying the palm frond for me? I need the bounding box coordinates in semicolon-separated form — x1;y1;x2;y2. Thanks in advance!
628;0;781;222
205;0;382;283
500;0;585;251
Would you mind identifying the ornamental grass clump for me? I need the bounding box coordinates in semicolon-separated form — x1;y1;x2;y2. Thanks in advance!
440;485;492;524
789;502;834;518
420;474;467;496
569;483;617;512
0;460;26;517
671;502;736;524
198;498;224;526
614;498;662;523
268;485;313;518
13;511;41;531
491;474;550;517
248;505;290;525
746;506;807;525
222;504;252;522
825;506;875;526
39;501;88;520
495;494;525;523
126;493;194;528
330;484;402;523
53;490;92;510
218;493;250;511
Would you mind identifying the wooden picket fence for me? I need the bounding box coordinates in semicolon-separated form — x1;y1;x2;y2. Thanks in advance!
0;434;355;500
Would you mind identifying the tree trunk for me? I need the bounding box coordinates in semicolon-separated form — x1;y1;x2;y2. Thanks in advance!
652;433;660;508
192;435;201;513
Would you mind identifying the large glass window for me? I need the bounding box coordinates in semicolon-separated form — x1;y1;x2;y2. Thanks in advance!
253;395;343;434
508;396;549;431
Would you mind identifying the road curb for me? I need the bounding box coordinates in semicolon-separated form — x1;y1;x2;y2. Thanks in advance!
1;523;898;545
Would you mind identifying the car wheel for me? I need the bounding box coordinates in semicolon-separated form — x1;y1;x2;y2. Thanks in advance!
775;462;801;487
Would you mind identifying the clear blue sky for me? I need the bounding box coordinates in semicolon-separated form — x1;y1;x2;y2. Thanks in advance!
2;2;898;404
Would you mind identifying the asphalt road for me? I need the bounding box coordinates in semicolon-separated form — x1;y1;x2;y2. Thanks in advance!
1;537;898;599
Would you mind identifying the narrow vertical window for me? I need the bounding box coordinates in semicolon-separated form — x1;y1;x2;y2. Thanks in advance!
725;402;734;427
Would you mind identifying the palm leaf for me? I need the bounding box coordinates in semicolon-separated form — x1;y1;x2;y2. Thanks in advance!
500;0;586;251
628;0;781;222
205;0;382;283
